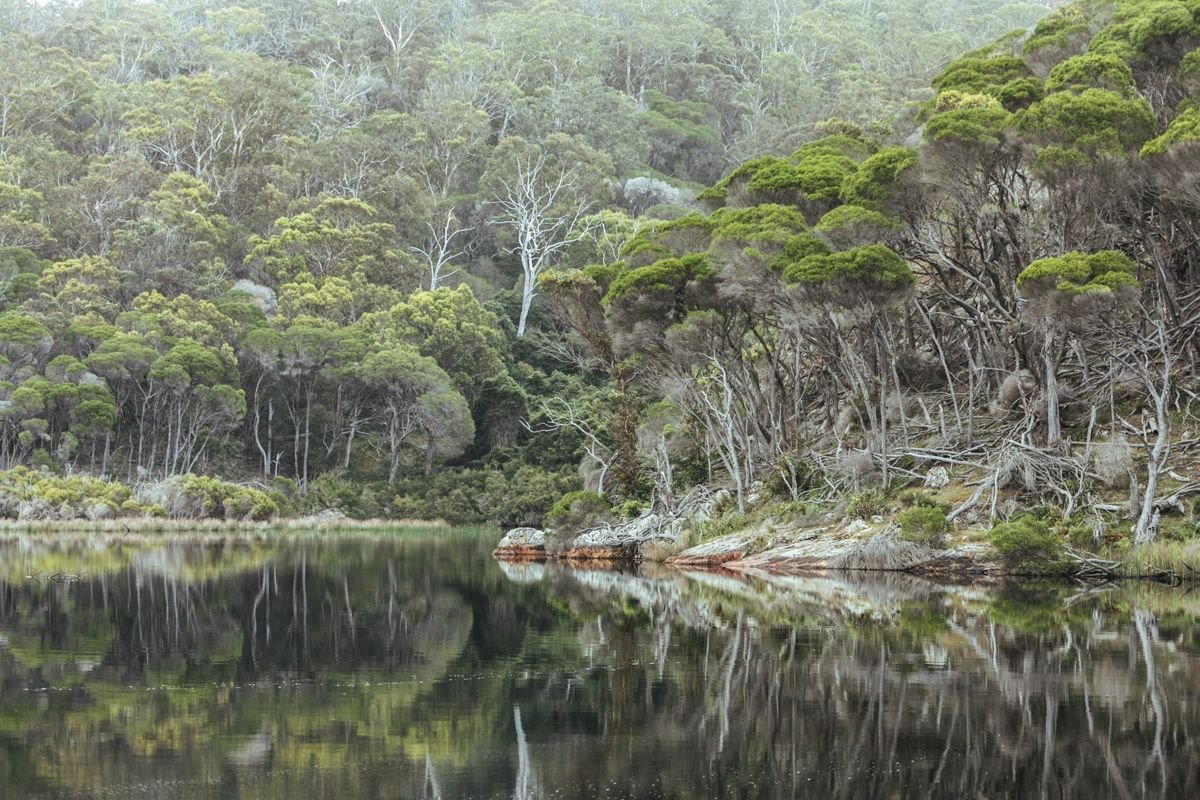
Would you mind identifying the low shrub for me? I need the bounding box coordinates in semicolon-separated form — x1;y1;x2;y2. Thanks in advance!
989;516;1067;574
763;457;820;499
141;475;277;521
897;506;950;546
613;499;644;520
0;467;156;520
544;490;613;538
847;489;888;520
897;489;947;510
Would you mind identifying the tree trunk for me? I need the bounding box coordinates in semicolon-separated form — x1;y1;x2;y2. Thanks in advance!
1043;334;1061;446
517;267;535;337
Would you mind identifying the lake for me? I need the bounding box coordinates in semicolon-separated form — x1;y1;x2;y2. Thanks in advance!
0;529;1195;799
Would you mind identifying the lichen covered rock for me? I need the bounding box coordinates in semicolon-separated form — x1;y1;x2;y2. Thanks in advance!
493;527;547;560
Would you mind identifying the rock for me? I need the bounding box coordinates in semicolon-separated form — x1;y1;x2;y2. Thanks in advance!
732;525;940;574
667;528;767;567
496;560;547;582
845;518;871;534
493;527;547;560
924;466;951;490
560;511;686;561
870;514;884;524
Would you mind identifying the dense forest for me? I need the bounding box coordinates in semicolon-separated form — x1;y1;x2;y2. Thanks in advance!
8;0;1200;543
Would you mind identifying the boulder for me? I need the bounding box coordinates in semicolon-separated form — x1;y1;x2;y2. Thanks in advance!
560;512;685;561
496;560;547;583
924;466;951;490
493;527;547;560
666;528;767;568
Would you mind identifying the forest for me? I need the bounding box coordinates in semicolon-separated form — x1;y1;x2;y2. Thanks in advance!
4;0;1200;548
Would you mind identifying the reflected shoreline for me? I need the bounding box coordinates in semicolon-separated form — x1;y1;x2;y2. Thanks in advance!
2;531;1200;799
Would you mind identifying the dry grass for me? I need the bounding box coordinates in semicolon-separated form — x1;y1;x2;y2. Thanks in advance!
1107;540;1200;580
0;516;463;541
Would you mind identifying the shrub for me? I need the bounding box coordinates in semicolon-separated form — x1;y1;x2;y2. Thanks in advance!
613;499;644;520
544;491;613;538
305;473;364;516
989;517;1066;574
223;488;278;521
847;489;888;520
143;475;277;521
897;489;948;510
692;511;753;544
897;506;950;546
763;456;820;499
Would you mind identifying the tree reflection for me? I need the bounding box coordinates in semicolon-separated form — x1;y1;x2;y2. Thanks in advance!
0;535;1198;798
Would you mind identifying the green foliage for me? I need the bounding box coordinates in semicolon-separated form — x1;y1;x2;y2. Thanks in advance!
692;509;754;543
1141;102;1200;155
897;490;948;509
762;457;821;499
933;55;1030;93
0;466;158;520
1020;88;1156;158
897;506;950;546
989;516;1068;574
839;147;918;210
1045;53;1138;96
992;77;1047;111
1017;250;1138;295
544;490;613;535
767;234;831;272
1182;47;1200;82
784;244;914;292
2;0;1199;533
710;204;811;245
846;489;888;520
1122;2;1200;54
1024;5;1092;56
603;254;714;304
924;96;1012;145
813;205;900;248
171;475;278;521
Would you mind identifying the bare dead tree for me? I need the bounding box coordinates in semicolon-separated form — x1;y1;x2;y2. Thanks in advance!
493;153;594;336
523;397;615;494
1116;311;1176;545
409;206;470;290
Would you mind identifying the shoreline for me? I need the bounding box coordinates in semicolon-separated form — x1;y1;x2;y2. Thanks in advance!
494;532;1191;584
0;517;491;540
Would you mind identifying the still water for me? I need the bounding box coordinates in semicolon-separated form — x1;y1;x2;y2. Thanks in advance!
0;529;1196;799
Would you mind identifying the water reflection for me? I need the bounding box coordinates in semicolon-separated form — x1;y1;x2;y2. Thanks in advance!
0;532;1197;798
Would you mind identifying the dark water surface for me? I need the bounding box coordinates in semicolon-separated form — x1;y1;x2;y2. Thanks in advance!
0;530;1197;799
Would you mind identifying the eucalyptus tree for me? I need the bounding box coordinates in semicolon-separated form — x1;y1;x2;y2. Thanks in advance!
485;136;609;336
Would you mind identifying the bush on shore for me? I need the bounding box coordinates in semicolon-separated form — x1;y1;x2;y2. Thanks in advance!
989;516;1067;574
